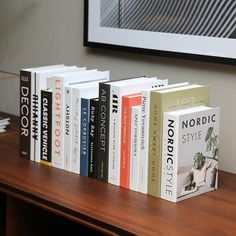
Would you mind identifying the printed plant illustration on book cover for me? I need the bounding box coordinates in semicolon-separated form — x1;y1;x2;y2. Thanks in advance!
162;106;220;202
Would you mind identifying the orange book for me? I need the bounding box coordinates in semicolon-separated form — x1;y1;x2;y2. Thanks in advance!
120;93;142;189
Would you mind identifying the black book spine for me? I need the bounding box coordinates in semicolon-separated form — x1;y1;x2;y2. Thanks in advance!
97;83;110;181
88;98;99;178
40;90;52;165
19;70;31;158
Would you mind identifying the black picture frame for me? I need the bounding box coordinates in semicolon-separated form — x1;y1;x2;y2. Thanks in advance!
84;0;236;65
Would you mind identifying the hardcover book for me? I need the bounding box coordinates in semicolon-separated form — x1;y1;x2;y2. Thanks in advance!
130;105;141;192
40;89;52;166
161;106;220;202
120;93;142;189
148;84;210;198
88;98;99;178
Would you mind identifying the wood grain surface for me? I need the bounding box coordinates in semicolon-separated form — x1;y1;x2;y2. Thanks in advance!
0;113;235;235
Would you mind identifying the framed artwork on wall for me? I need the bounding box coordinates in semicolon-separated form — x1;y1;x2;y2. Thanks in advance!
84;0;236;65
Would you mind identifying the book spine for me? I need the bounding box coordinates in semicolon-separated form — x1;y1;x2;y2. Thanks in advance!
52;78;64;169
139;90;150;194
108;85;122;186
71;88;81;174
130;106;141;192
64;87;72;171
40;90;52;166
80;98;90;176
148;92;161;197
120;97;131;189
88;98;99;178
30;72;39;162
161;113;178;202
97;83;110;181
20;70;31;159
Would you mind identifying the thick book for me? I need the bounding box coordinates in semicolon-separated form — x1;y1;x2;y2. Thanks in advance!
68;73;109;174
161;106;220;202
88;98;99;178
139;82;190;194
120;93;142;189
80;98;90;176
40;89;52;166
80;95;100;176
130;105;141;192
106;77;166;186
148;84;210;198
20;70;31;158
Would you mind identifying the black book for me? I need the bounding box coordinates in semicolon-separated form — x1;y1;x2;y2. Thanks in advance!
88;98;99;178
40;89;52;166
19;70;31;159
97;83;110;181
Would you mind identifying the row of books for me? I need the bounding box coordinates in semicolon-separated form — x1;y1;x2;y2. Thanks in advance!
19;65;220;202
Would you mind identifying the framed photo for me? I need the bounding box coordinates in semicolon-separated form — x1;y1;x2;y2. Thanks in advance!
84;0;236;65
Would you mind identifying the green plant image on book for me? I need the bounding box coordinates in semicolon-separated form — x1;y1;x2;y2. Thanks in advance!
193;127;219;170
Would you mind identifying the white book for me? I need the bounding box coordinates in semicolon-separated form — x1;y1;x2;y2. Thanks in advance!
31;66;79;163
130;105;141;192
139;82;192;194
108;77;166;186
161;106;220;202
64;71;109;174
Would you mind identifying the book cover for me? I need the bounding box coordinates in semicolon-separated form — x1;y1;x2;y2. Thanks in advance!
88;98;99;178
130;105;141;192
148;84;210;198
80;98;90;176
109;77;166;186
120;93;142;189
20;70;31;158
40;89;52;166
97;83;110;181
161;106;220;202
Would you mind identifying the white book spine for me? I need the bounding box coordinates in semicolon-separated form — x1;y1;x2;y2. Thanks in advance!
30;72;36;161
139;90;150;194
64;87;72;171
161;113;178;202
34;75;49;163
108;85;123;186
71;88;81;174
52;78;65;169
130;106;141;191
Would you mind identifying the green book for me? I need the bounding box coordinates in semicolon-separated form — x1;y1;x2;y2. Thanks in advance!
148;84;210;197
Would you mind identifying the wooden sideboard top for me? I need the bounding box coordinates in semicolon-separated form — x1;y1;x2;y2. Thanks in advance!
0;113;236;235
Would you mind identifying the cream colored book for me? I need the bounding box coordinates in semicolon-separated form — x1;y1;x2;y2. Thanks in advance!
148;84;210;198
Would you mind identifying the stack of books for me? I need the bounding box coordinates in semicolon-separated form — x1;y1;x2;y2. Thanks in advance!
19;65;220;202
0;116;10;133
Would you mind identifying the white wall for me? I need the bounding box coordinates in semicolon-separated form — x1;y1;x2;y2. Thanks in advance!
0;0;235;174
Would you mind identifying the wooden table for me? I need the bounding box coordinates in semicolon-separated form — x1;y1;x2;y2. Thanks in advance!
0;113;236;235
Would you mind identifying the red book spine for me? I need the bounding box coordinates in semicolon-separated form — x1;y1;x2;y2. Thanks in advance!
120;93;141;189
